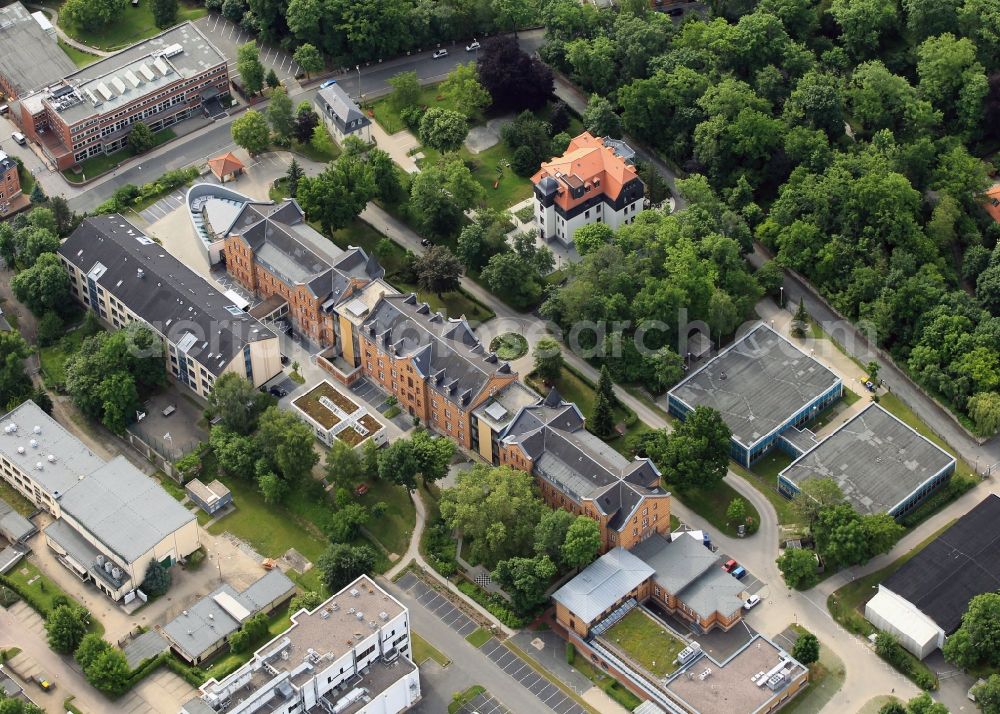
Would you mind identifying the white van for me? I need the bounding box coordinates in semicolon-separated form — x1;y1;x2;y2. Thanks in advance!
11;132;26;145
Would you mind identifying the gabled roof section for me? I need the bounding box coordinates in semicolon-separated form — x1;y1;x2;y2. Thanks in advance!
531;131;641;201
552;547;654;624
59;216;276;376
227;199;383;300
361;293;514;404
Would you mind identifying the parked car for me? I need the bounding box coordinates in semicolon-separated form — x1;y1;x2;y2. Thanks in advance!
34;675;54;691
731;566;748;580
269;386;287;398
865;380;876;392
0;104;9;115
432;49;449;59
320;79;337;88
466;41;480;52
11;132;26;146
744;594;761;610
420;238;433;247
722;559;738;573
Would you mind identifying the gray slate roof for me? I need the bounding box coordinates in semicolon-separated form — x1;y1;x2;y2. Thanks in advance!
362;293;512;404
500;391;664;529
0;400;105;499
0;2;76;97
669;323;842;447
162;570;295;660
228;199;383;302
57;456;195;564
631;533;744;620
316;84;370;134
59;216;276;376
779;404;956;515
552;547;654;623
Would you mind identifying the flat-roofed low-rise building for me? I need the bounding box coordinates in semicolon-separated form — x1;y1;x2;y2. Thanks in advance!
163;570;296;664
58;216;281;398
183;574;420;714
291;381;388;449
668;323;843;467
13;22;228;171
185;478;233;516
778;403;956;519
0;2;76;100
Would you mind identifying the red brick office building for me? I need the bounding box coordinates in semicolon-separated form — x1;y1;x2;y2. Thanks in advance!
0;152;25;218
14;23;228;171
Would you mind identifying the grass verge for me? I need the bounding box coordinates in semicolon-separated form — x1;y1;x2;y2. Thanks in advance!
5;560;104;637
412;632;450;667
58;39;100;67
61;1;207;51
448;685;486;714
667;478;762;538
355;479;415;557
0;479;36;516
568;646;641;710
465;627;491;648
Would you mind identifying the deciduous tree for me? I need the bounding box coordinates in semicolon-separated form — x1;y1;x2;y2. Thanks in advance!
267;87;295;143
649;406;731;490
317;543;376;592
533;338;563;382
325;439;365;491
561;516;600;569
293;43;323;79
776;547;818;589
231;110;271;156
236;42;265;96
478;36;553;112
792;632;820;664
297;154;375;233
207;373;273;434
440;62;491;118
152;0;178;28
256;406;318;482
127;122;155;155
418;108;469;154
534;509;576;564
45;604;89;654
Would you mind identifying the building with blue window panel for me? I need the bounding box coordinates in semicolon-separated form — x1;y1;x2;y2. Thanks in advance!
668;323;843;468
778;403;955;518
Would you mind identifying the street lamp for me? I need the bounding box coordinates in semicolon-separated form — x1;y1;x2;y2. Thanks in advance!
356;64;361;102
779;286;784;308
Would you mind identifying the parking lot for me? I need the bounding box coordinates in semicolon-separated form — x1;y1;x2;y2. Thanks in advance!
716;551;767;598
454;691;511;714
138;189;187;223
395;573;587;714
396;573;479;638
195;14;302;82
350;377;412;430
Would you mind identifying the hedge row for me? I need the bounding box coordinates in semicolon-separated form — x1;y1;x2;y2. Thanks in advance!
0;574;52;618
456;580;528;629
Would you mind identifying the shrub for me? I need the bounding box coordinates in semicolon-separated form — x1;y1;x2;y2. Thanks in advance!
566;642;575;665
456;580;528;628
899;474;977;527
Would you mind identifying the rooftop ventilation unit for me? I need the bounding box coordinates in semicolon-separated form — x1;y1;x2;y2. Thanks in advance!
153;57;172;76
160;43;184;58
139;64;156;82
112;77;127;94
96;82;114;101
33;425;41;434
124;70;142;87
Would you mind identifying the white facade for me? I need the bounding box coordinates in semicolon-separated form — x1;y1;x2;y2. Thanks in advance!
536;196;644;246
865;586;945;659
189;575;420;714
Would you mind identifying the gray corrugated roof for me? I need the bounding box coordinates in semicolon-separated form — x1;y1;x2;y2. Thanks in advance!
57;456;195;564
668;323;842;447
162;570;294;660
59;216;277;376
0;400;105;499
240;569;295;610
779;403;956;515
552;548;653;623
632;533;743;620
0;2;76;97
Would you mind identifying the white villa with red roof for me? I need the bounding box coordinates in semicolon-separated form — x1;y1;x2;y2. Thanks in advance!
531;132;646;246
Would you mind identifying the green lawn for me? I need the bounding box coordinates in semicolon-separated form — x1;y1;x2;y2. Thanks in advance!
39;327;88;387
569;648;641;710
291;129;341;164
7;560;104;637
778;627;846;714
355;479;415;558
465;627;491;648
416;142;533;213
448;685;486;714
736;451;799;526
412;632;450;666
602;609;685;678
0;479;35;516
62;129;176;182
667;477;762;537
61;1;208;52
370;84;477;135
57;39;99;67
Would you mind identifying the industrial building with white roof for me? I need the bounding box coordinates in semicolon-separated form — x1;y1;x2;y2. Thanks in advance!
0;400;200;602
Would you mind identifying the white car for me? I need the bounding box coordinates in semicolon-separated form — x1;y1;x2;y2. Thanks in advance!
466;41;480;52
432;49;449;59
744;594;761;610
